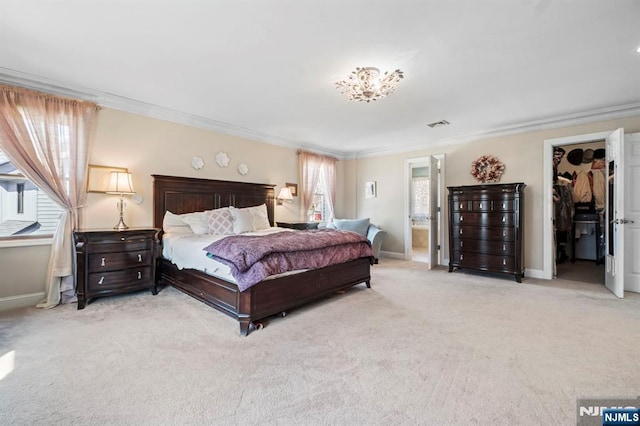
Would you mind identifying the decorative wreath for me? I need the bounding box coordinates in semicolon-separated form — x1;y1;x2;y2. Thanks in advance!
470;155;505;183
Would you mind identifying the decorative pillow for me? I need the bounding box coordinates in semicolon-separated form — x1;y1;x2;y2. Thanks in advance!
229;206;254;234
332;218;370;236
181;211;209;235
162;211;193;235
206;208;234;235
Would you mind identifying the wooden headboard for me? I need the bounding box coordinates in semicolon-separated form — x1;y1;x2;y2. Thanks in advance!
152;175;276;229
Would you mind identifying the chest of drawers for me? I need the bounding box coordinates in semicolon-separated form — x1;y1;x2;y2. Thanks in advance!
74;229;160;309
448;183;525;282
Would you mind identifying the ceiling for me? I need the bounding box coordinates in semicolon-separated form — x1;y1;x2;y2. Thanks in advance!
1;1;640;158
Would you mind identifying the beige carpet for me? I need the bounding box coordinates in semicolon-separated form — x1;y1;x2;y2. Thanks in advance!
1;259;639;425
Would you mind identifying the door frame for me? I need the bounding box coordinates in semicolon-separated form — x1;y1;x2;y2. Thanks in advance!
404;154;446;265
542;130;614;280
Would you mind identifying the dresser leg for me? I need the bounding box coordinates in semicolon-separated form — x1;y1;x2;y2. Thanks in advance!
515;274;522;283
448;264;453;272
77;298;86;310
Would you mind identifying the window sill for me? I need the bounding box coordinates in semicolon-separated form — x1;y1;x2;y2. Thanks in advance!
0;236;53;248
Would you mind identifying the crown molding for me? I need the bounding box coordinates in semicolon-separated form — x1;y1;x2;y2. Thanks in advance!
353;102;640;158
0;68;346;159
3;67;638;161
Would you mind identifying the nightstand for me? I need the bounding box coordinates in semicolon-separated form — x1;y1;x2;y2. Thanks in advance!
276;221;320;230
74;228;160;309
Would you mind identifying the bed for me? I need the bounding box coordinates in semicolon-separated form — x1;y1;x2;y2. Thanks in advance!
152;174;372;336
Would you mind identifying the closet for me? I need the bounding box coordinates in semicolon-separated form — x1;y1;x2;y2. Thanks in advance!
552;141;606;282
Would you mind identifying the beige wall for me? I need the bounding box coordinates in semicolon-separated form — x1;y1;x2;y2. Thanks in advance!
83;108;330;228
0;244;50;299
351;115;640;273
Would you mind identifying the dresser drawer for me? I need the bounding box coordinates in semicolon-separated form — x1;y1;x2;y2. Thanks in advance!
88;249;152;272
453;212;514;227
452;251;515;271
453;239;514;255
87;267;152;291
453;226;515;241
451;198;472;212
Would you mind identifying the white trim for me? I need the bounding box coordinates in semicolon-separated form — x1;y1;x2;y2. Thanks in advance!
379;250;405;260
2;67;639;160
0;292;45;312
524;268;546;280
542;131;613;280
0;237;52;248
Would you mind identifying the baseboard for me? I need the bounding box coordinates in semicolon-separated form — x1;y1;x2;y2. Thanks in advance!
0;292;44;312
379;251;405;260
524;268;546;279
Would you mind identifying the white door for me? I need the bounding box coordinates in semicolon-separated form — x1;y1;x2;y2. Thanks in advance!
427;156;439;268
624;133;640;293
605;128;625;298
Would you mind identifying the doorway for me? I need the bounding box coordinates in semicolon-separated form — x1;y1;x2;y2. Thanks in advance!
544;129;638;298
551;140;606;285
404;155;444;267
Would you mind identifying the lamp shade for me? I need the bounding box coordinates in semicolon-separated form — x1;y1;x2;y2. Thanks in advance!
106;172;135;194
277;187;293;200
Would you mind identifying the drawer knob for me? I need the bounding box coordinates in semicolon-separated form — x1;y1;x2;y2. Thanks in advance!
459;228;464;235
460;216;464;222
503;230;507;237
460;254;464;261
121;237;125;241
460;241;464;247
479;203;483;209
502;216;506;223
503;203;506;209
138;254;143;262
503;244;506;251
100;257;106;267
137;271;142;280
460;203;463;209
502;259;507;265
98;276;104;285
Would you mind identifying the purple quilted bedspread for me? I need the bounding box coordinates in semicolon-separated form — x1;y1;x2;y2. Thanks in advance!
203;229;374;291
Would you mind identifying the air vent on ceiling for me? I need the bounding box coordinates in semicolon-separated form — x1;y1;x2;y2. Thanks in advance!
427;120;450;128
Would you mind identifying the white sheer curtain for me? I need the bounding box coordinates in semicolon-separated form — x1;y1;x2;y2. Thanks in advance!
298;150;337;220
0;85;97;308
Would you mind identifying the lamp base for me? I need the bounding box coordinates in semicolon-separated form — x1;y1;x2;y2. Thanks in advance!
113;219;129;231
113;195;129;230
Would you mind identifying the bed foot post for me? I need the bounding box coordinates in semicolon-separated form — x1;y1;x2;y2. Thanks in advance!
239;320;251;336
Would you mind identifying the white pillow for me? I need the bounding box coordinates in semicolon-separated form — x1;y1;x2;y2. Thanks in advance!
162;211;193;235
248;204;271;231
181;211;209;235
229;206;254;234
206;208;234;235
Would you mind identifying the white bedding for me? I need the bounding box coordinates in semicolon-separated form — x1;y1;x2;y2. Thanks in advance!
162;227;295;283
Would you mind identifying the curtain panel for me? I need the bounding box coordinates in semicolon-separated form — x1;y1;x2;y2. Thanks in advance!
0;84;97;308
297;150;337;220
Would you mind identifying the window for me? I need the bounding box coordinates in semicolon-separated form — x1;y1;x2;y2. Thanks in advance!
308;169;330;222
0;149;63;237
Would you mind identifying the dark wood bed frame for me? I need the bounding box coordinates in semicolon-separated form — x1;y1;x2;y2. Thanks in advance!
152;175;371;336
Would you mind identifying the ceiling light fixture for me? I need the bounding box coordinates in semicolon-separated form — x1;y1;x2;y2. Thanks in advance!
335;67;404;102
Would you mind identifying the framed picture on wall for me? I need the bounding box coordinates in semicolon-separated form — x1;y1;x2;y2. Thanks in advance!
365;181;377;198
286;182;298;197
86;164;128;193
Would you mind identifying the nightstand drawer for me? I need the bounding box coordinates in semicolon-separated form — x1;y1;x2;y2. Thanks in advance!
87;267;152;291
87;239;153;254
88;249;152;271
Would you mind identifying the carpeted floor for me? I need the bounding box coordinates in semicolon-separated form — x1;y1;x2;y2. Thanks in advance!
1;259;639;425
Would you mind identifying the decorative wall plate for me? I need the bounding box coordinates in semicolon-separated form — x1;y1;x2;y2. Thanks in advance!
238;163;249;175
216;152;230;167
191;156;204;170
